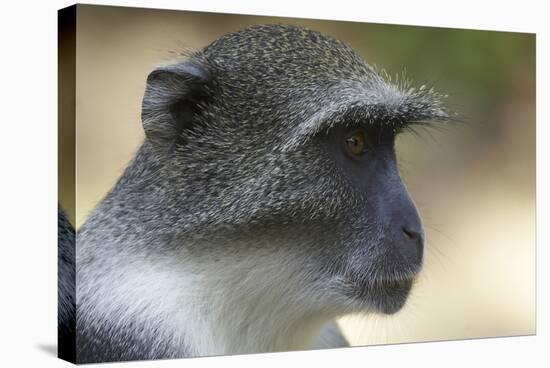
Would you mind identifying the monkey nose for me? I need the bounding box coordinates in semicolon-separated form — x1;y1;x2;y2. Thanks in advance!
402;226;420;241
398;224;424;265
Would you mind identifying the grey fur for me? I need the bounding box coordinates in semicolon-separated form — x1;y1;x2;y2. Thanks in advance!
69;24;448;363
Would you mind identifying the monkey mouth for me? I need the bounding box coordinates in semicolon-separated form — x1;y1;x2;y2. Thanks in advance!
344;276;415;314
369;277;414;291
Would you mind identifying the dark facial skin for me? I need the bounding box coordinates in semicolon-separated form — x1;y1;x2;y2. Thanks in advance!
319;123;424;314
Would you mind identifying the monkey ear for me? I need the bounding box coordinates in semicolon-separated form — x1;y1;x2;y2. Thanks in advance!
141;61;210;147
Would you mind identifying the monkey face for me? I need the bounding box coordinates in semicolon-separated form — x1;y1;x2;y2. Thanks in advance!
295;123;425;315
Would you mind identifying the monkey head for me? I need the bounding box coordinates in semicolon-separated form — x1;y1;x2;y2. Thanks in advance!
140;24;448;318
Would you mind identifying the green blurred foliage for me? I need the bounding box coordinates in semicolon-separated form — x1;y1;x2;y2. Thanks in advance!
337;23;535;112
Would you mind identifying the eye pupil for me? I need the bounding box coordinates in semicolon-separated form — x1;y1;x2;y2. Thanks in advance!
346;131;367;156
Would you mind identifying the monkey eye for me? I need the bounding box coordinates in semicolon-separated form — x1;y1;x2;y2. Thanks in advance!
344;129;371;157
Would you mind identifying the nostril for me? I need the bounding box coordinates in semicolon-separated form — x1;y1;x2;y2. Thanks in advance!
399;225;424;264
402;226;420;241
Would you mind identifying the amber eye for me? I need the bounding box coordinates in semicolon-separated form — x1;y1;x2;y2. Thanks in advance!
345;129;370;157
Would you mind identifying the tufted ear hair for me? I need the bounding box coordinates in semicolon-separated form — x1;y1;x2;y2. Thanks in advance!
141;61;211;147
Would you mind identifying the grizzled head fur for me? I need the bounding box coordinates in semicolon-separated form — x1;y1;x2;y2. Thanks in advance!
76;24;448;361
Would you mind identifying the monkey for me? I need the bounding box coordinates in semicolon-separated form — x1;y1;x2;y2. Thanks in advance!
58;23;448;364
58;207;75;362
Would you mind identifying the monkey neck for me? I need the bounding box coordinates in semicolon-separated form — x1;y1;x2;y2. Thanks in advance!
161;245;334;355
175;264;332;355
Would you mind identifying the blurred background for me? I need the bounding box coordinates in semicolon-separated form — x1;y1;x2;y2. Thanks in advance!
60;4;535;347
